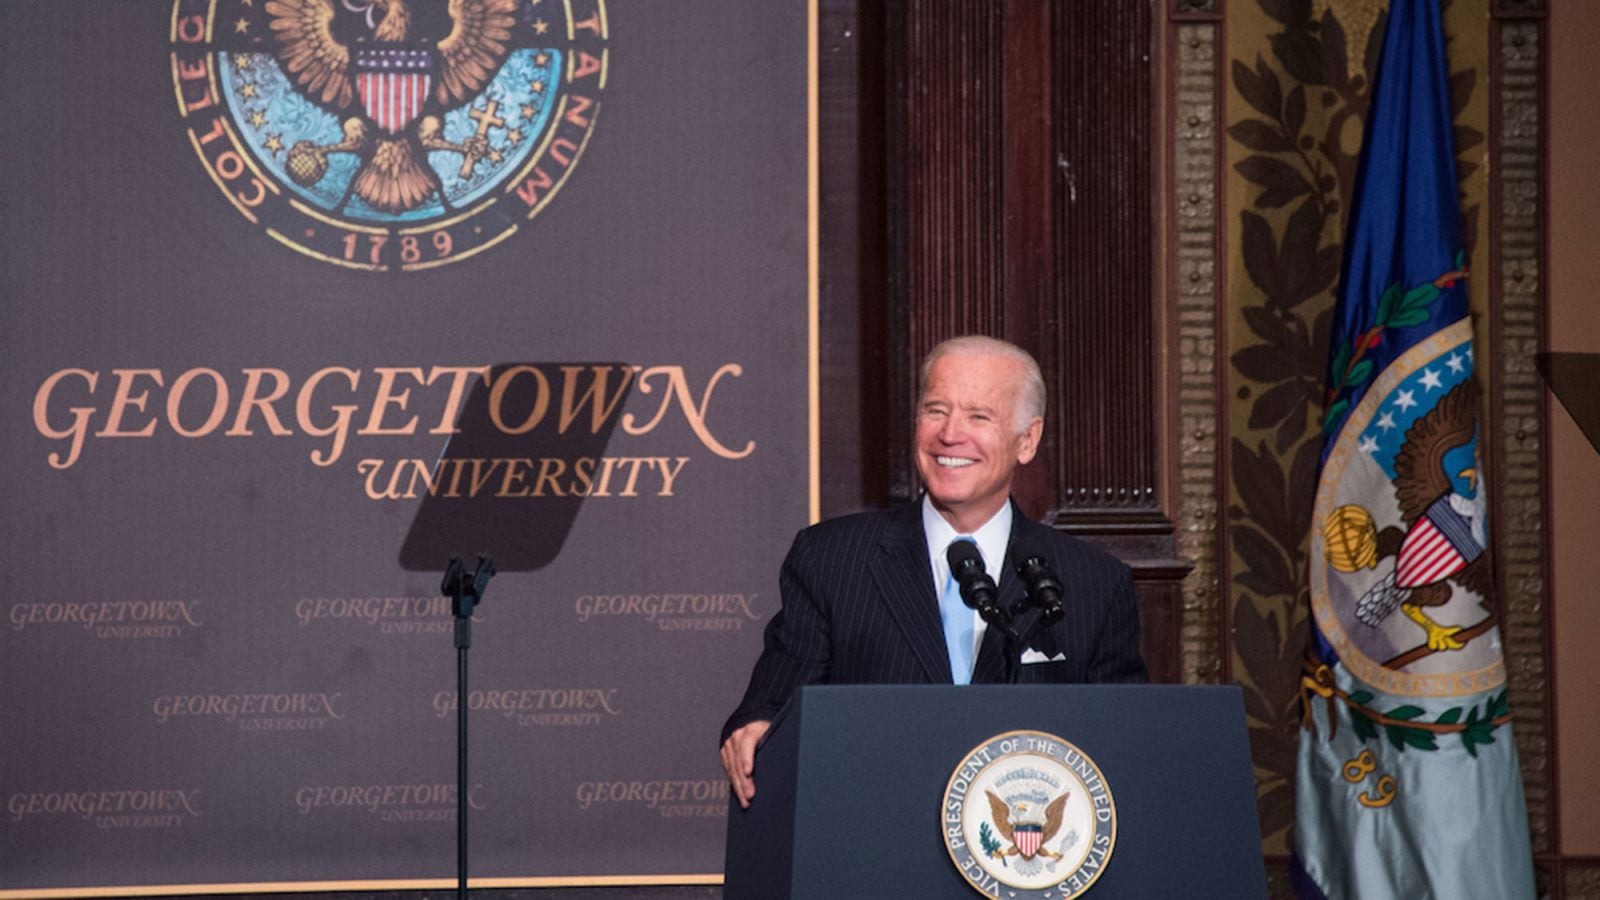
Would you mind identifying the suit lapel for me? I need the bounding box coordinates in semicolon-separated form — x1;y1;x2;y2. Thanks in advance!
868;505;951;683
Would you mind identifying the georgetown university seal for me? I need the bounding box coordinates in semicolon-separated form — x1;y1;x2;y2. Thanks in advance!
942;730;1116;898
170;0;607;271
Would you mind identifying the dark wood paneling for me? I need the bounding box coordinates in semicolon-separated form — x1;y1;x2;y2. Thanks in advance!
880;0;1171;518
1050;0;1160;519
1001;0;1057;520
1137;581;1184;685
901;0;1008;376
872;0;1188;679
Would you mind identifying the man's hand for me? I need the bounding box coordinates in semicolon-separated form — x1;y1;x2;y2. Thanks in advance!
719;719;771;809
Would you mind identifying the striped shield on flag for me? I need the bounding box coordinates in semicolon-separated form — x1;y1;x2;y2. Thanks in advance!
1395;495;1482;589
355;48;433;134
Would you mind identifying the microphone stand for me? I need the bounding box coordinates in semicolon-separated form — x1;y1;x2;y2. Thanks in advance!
975;606;1021;684
1005;552;1066;684
1003;614;1058;685
442;554;495;900
971;597;1061;684
952;543;1063;684
1003;620;1024;685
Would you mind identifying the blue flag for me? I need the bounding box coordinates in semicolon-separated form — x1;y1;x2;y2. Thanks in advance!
1294;1;1535;897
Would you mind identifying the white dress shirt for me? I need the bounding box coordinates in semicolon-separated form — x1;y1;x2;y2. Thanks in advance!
921;495;1012;678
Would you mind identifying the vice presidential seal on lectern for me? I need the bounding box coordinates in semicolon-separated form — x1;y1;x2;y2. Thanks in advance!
941;730;1117;898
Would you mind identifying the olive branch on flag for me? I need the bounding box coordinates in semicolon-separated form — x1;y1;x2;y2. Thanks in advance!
1301;663;1511;756
1320;251;1469;433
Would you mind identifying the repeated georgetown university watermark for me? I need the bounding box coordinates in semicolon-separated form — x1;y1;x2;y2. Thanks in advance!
9;599;204;639
9;789;202;830
574;592;762;632
432;687;621;728
294;594;456;635
574;777;726;819
152;691;345;732
294;783;485;824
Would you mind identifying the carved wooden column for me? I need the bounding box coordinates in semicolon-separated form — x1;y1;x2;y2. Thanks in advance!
1050;0;1190;686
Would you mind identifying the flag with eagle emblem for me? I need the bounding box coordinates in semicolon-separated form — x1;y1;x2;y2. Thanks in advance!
1292;2;1535;898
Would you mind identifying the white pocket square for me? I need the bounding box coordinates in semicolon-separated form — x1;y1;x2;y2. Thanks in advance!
1019;648;1067;664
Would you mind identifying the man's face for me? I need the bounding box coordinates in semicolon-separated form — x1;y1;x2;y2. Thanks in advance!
914;352;1042;530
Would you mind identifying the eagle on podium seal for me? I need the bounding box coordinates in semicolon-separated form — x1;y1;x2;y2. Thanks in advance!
941;730;1116;899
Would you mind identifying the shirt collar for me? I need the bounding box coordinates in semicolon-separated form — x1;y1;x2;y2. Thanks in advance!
921;494;1012;587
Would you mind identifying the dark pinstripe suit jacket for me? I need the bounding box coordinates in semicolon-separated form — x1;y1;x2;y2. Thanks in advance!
722;500;1147;741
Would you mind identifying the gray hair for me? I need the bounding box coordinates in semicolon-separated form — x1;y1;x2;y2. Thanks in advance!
919;335;1046;433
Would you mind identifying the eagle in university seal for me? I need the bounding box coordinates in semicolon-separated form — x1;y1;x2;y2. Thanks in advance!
267;0;514;213
169;0;608;270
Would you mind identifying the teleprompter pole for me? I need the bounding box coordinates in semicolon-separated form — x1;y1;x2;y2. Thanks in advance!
443;554;495;899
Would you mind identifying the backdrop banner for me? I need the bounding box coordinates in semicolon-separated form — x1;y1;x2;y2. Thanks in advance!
0;0;811;892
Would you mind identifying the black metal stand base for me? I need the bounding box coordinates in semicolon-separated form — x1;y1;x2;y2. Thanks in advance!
443;555;496;899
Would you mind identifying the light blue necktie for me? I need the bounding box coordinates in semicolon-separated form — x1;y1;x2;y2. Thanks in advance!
941;537;977;685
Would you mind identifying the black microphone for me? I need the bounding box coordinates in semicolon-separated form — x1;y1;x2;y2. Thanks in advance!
1011;539;1065;625
947;539;1006;626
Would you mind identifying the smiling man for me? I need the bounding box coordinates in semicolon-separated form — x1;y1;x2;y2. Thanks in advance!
719;336;1147;809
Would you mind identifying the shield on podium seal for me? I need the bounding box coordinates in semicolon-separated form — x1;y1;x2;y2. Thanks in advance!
941;730;1117;899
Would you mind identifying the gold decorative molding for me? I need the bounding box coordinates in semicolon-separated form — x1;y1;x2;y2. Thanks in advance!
1173;21;1223;684
1494;17;1552;857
